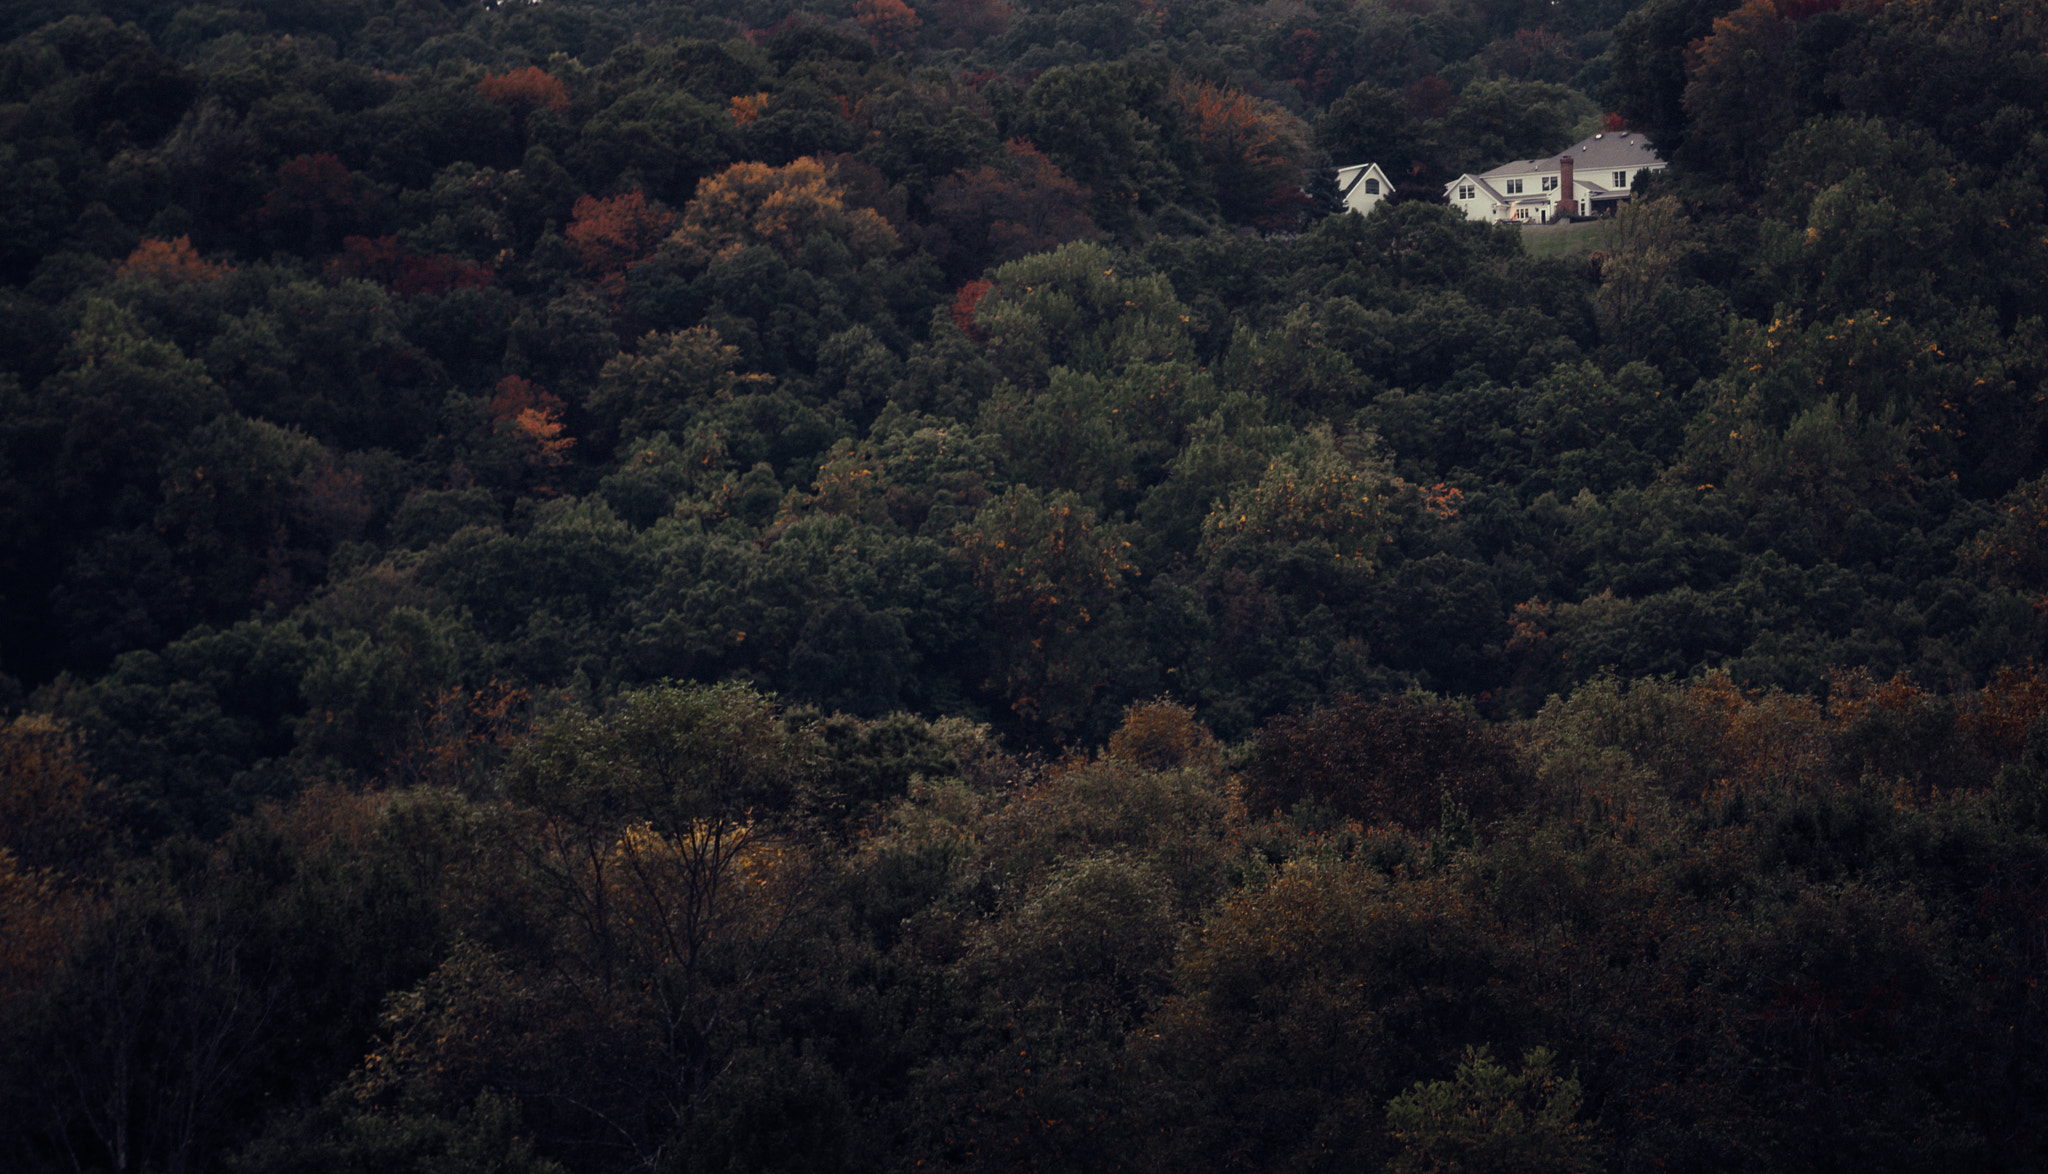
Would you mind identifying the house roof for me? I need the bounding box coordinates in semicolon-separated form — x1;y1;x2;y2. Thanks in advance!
1448;175;1506;203
1334;162;1394;198
1477;132;1663;182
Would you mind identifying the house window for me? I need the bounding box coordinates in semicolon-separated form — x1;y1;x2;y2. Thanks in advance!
1505;179;1523;194
1541;176;1559;192
1457;184;1475;200
1364;179;1379;194
1613;170;1628;187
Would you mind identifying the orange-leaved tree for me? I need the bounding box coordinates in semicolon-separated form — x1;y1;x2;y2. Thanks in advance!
1169;76;1311;223
854;0;922;51
728;91;773;126
486;374;575;470
564;190;678;283
668;157;899;269
0;713;123;881
476;65;571;120
115;236;234;284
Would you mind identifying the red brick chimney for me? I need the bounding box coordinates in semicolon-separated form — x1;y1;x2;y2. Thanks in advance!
1559;154;1574;220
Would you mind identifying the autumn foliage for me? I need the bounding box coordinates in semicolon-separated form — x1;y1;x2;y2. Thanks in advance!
328;235;495;296
1682;0;1801;180
115;236;235;284
1168;76;1311;222
565;190;678;279
1104;698;1224;774
476;66;570;118
254;152;379;247
728;91;773;126
669;157;898;267
1276;28;1341;104
1404;75;1456;120
1246;693;1528;828
950;278;994;338
487;375;575;469
927;139;1099;275
0;714;122;878
854;0;922;51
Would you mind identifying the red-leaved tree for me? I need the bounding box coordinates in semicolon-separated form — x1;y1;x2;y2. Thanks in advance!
951;278;995;339
927;139;1098;277
328;236;494;296
565;191;678;282
255;152;379;252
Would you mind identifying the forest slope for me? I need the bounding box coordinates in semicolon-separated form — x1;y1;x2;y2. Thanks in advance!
2;0;2048;1170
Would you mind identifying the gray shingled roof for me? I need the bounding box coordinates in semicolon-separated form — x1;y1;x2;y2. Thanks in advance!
1478;132;1662;182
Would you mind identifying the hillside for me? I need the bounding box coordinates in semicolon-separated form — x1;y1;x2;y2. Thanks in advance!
3;0;2048;1170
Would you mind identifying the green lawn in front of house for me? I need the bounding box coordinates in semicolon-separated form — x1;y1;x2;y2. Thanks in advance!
1515;219;1613;259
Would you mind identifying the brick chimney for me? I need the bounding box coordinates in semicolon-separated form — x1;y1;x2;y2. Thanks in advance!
1559;154;1574;220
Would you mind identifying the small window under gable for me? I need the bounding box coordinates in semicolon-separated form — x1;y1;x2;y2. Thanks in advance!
1457;184;1475;200
1505;178;1523;194
1364;178;1379;194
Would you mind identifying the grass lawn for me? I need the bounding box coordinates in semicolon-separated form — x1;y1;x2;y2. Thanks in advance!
1514;219;1614;259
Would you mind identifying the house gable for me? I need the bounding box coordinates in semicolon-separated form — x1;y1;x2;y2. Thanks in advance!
1334;162;1395;217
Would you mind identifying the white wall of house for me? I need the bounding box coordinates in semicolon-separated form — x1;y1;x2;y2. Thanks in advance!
1447;177;1493;221
1442;134;1666;224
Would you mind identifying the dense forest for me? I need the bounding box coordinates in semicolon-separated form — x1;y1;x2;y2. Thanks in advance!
3;0;2048;1169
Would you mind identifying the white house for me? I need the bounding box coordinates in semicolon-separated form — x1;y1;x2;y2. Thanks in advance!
1335;162;1395;216
1442;131;1665;224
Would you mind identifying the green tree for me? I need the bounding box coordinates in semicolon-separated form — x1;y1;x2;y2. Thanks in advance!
203;277;434;453
347;684;831;1170
1438;79;1600;175
1011;61;1207;231
1136;858;1504;1172
953;484;1136;736
588;325;770;449
971;241;1197;388
1608;0;1744;160
1384;1046;1602;1174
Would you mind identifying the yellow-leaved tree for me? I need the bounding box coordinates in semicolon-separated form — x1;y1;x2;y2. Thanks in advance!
669;157;899;268
1200;425;1396;573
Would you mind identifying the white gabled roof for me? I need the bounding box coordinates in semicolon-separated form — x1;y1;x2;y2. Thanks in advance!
1443;173;1504;202
1335;162;1395;198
